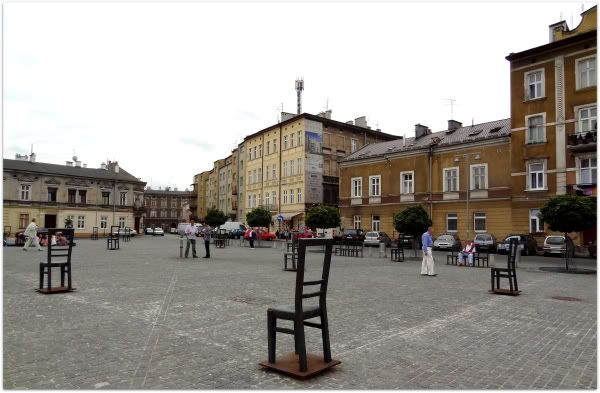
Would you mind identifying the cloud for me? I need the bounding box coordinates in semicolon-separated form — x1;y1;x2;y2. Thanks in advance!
179;138;214;151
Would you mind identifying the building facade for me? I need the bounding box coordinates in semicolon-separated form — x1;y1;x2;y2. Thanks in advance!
338;119;512;241
143;187;192;231
3;156;145;237
506;6;596;245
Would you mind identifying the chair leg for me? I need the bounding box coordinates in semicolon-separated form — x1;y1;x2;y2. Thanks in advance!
490;270;494;291
295;318;308;372
39;265;44;289
60;265;65;287
47;266;52;290
513;273;518;292
267;310;276;363
320;310;332;363
67;265;72;290
294;320;299;354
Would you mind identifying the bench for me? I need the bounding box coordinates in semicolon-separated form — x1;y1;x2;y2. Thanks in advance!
335;240;363;257
38;228;76;294
490;238;520;295
390;247;404;262
446;250;459;265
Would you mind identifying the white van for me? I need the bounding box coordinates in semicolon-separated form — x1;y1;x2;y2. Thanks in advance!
219;221;244;232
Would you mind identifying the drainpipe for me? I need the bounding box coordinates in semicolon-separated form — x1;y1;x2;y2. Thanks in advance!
428;146;433;217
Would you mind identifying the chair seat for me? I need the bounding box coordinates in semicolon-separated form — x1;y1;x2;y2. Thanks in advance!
268;304;321;320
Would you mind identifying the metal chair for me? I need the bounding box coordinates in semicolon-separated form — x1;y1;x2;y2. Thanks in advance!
39;228;75;293
490;238;520;295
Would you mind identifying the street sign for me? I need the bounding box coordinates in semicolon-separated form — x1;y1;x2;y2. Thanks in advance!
277;215;284;222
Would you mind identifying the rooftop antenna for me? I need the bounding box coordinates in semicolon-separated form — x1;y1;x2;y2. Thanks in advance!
444;98;456;119
276;102;283;122
295;77;304;115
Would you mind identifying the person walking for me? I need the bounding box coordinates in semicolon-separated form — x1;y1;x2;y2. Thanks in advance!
184;218;198;258
22;218;43;251
201;222;212;258
420;226;436;276
249;227;256;249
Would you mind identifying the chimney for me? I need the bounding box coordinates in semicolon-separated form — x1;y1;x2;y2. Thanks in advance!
415;124;431;139
346;120;354;125
15;154;28;161
66;161;73;166
174;187;178;191
354;116;367;128
100;162;107;170
75;161;82;167
29;153;36;163
83;163;87;168
447;120;462;132
114;164;119;173
549;20;568;43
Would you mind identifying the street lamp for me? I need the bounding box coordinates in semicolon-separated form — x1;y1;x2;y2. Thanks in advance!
454;152;480;240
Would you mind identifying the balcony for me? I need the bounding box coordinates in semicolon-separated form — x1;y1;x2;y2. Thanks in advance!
232;185;238;195
567;130;597;153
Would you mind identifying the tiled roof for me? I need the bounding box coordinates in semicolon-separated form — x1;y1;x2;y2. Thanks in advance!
341;118;510;162
3;159;145;184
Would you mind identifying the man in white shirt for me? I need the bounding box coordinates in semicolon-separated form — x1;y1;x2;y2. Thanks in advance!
23;218;43;251
184;218;198;258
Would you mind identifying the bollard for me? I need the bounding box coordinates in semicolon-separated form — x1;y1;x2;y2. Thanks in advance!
515;249;521;268
367;246;372;257
489;253;495;267
379;242;386;258
239;237;243;247
179;237;183;258
272;240;277;248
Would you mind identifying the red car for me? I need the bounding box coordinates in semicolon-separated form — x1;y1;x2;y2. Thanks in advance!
244;228;276;241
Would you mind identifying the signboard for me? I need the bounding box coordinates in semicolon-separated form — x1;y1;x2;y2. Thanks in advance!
277;215;284;222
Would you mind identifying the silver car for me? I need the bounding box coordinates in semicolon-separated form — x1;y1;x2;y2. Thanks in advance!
474;233;496;252
433;234;461;251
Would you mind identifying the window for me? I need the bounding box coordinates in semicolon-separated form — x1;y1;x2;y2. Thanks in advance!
265;192;270;207
150;210;157;217
283;190;288;204
102;191;110;205
578;106;597;133
298;131;302;147
530;209;543;233
369;175;381;196
258;168;262;182
258;193;262;206
297;188;302;203
580;157;597;184
351;138;358;153
252;194;256;208
353;215;361;229
474;212;486;232
444;167;459;192
68;189;77;203
248;170;252;184
297;158;302;174
272;191;277;206
258;144;262;158
266;141;270;155
526;114;545;143
272;164;277;179
77;215;85;229
471;164;487;190
290;133;295;147
118;217;125;228
283;161;288;177
120;192;127;206
447;213;458;232
66;215;75;227
253;170;257;184
525;69;544;100
372;215;380;232
171;200;177;208
289;160;294;176
273;139;277;152
284;135;288;149
19;213;29;229
577;56;596;89
265;165;270;180
161;198;167;207
528;162;545;190
171;209;177;217
253;146;257;160
400;171;414;194
47;187;57;202
248;195;251;208
351;177;362;197
19;184;31;201
100;216;108;229
78;190;87;204
151;199;156;207
290;189;294;204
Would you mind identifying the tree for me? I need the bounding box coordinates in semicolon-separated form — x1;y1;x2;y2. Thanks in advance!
205;208;227;228
539;195;596;269
246;207;272;229
305;206;341;235
64;217;73;228
393;205;432;256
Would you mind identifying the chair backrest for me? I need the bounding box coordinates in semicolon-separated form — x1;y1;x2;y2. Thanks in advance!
46;228;75;264
507;237;519;269
110;225;120;238
294;238;333;313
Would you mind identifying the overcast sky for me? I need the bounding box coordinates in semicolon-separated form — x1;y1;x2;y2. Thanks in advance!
3;1;595;191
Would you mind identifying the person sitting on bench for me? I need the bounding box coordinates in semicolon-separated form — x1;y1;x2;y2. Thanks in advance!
458;240;476;267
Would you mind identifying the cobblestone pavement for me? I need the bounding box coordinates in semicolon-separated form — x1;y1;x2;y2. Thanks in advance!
4;237;597;389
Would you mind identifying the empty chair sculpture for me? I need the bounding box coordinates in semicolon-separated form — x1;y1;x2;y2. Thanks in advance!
490;238;520;295
263;238;340;377
38;228;75;293
107;225;120;250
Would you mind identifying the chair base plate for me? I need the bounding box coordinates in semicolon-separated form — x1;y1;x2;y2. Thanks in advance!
259;352;340;379
36;287;76;294
489;289;521;296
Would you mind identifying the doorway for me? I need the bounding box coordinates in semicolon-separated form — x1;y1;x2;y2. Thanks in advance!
45;214;57;229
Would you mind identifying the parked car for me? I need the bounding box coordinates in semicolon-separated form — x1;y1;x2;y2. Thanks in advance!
111;227;137;237
543;235;575;257
244;228;276;241
145;227;154;235
396;233;417;249
497;234;537;256
473;233;497;253
364;231;392;247
229;225;247;239
169;227;178;234
335;228;366;242
152;228;164;236
433;234;461;251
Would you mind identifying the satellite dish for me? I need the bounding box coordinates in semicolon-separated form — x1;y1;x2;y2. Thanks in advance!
72;155;78;161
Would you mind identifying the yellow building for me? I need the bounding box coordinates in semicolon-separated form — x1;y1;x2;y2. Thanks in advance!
339;119;512;242
3;156;145;237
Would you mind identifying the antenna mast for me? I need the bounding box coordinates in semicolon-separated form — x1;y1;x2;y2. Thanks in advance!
444;98;456;119
295;78;304;114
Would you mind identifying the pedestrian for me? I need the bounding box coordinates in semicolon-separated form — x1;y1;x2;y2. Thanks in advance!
201;222;212;258
22;218;43;251
420;226;436;276
458;240;477;267
184;218;198;258
249;227;256;249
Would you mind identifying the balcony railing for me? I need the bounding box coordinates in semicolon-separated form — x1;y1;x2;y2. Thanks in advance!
567;130;596;152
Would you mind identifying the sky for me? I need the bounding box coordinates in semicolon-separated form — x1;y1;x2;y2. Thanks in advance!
3;1;596;191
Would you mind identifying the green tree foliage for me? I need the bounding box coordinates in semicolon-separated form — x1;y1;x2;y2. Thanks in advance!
246;207;272;228
539;194;596;234
305;206;341;232
393;205;432;256
205;208;227;228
